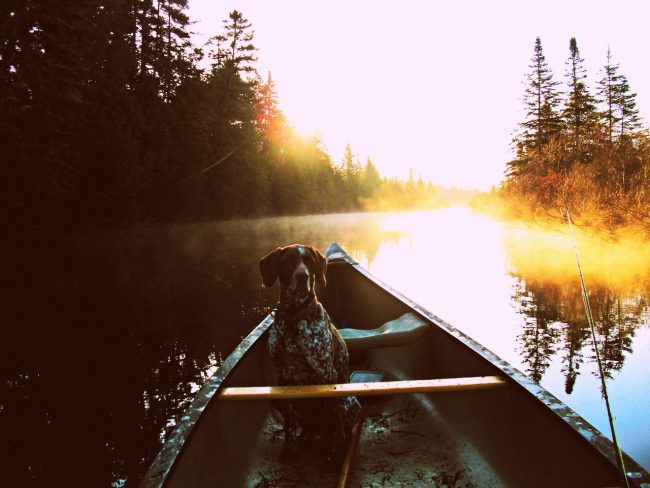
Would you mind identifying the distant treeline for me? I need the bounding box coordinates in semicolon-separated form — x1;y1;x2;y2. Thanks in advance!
1;4;442;228
479;37;649;232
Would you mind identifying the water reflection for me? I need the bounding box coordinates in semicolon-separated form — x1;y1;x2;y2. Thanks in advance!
3;232;269;486
350;209;649;394
3;209;649;486
512;279;646;392
503;223;650;388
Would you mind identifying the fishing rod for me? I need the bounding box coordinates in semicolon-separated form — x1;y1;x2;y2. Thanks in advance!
564;207;630;488
177;145;241;184
142;145;242;199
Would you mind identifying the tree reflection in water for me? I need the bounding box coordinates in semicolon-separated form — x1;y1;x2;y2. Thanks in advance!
512;276;648;393
513;280;562;384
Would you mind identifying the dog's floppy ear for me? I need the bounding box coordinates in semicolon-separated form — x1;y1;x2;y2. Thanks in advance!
259;247;282;287
306;245;328;287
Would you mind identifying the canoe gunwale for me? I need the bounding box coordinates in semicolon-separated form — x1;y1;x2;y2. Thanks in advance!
139;313;275;488
325;242;650;486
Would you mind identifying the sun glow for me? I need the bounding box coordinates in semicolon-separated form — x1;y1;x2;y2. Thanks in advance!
189;0;650;189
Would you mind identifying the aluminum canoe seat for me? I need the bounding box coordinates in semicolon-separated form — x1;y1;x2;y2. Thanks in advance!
339;313;429;351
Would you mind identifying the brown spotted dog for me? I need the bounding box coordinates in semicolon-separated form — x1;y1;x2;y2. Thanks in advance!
260;244;360;466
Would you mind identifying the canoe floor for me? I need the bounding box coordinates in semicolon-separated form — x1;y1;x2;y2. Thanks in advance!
246;392;505;488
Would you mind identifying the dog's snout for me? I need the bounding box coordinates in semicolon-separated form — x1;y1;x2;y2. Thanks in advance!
295;270;309;286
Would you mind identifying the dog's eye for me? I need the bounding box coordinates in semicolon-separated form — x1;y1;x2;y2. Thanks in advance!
303;255;317;271
278;250;295;267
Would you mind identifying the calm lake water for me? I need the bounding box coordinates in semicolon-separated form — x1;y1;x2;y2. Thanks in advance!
4;207;649;486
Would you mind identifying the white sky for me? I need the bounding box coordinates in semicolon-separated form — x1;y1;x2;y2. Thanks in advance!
188;0;650;189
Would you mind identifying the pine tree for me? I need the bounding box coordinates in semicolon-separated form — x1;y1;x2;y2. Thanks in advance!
157;0;194;100
596;48;622;145
204;10;262;217
417;173;425;192
508;37;562;176
339;143;362;207
616;74;642;138
207;10;258;127
407;168;416;192
596;48;642;143
205;10;259;145
521;37;563;150
562;38;597;162
136;0;156;91
207;33;227;71
255;72;285;143
209;10;257;75
342;143;361;178
361;157;381;197
134;0;194;100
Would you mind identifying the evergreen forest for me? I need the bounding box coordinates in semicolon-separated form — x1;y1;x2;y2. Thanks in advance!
1;3;438;229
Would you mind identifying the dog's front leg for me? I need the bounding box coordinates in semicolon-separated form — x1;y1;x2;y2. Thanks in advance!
280;400;299;463
314;398;346;472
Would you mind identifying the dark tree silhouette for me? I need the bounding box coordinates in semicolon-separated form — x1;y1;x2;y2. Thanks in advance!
508;37;563;178
562;38;598;163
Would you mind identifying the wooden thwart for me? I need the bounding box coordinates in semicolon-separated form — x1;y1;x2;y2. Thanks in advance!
219;376;507;400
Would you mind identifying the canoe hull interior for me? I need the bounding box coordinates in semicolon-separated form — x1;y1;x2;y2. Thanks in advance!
142;248;648;488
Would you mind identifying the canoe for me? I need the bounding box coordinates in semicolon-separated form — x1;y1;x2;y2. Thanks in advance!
140;242;650;488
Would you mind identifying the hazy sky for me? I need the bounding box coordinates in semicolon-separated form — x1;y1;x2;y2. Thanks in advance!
188;0;649;189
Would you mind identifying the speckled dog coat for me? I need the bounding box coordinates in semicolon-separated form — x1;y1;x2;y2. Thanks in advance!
260;244;361;462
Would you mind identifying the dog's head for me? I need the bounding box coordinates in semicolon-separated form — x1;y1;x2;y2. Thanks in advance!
259;245;327;304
